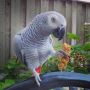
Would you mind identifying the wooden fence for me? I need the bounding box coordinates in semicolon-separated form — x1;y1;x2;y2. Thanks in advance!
0;0;90;67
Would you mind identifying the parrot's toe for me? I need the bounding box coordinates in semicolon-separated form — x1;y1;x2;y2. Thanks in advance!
35;77;41;86
34;72;42;86
38;75;42;82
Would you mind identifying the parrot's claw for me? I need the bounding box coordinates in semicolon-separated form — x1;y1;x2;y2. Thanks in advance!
34;71;42;86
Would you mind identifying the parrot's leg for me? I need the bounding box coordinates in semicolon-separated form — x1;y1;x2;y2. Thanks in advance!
57;50;69;57
32;68;42;86
26;61;42;86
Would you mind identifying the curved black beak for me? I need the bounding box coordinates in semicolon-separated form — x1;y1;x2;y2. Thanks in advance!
53;27;65;40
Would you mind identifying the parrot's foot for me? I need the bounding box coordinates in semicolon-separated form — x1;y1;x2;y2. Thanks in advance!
33;71;42;86
57;50;69;58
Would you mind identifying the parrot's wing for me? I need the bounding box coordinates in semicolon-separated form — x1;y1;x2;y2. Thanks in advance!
49;35;53;45
21;49;27;65
13;34;26;64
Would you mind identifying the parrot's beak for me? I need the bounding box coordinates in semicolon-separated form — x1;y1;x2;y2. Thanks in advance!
53;27;65;40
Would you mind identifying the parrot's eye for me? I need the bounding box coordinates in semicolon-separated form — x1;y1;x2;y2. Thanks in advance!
51;17;56;23
61;24;63;27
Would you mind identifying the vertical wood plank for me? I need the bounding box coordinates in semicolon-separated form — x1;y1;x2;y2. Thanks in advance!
82;4;86;43
5;0;11;64
86;4;90;41
11;0;26;56
54;0;66;16
54;0;60;12
20;0;27;27
35;0;41;15
0;0;5;67
76;3;82;44
41;0;49;12
49;0;54;11
86;4;90;23
71;1;77;45
76;3;86;44
26;0;36;24
66;1;72;44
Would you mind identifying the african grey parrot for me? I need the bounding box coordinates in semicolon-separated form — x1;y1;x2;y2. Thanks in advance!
13;11;68;86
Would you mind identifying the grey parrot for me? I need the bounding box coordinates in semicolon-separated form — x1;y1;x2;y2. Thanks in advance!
13;11;67;86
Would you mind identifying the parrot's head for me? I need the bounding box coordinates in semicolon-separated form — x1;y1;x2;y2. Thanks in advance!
33;11;66;40
47;11;66;40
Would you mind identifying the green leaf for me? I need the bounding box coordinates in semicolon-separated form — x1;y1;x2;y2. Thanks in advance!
83;42;90;51
67;33;80;40
85;34;90;39
0;79;15;90
18;71;32;80
42;57;59;74
0;82;4;90
3;79;15;89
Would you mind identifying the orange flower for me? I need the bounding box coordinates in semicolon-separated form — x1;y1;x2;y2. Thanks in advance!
57;43;71;71
58;63;66;71
63;43;71;55
61;58;69;65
